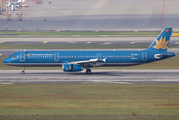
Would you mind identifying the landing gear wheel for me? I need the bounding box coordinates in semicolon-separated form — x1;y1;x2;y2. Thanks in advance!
21;67;25;74
86;69;91;74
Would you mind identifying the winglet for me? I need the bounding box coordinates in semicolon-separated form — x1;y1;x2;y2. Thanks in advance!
102;58;106;62
146;28;172;52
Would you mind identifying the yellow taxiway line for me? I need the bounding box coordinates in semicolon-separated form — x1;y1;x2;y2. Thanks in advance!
4;24;9;28
43;41;48;44
130;42;135;44
172;33;179;36
86;41;92;44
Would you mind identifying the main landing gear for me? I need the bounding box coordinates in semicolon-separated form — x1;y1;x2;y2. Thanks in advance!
21;67;25;74
86;69;91;74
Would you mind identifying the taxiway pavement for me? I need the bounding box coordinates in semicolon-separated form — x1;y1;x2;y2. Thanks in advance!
1;0;179;31
0;37;179;44
0;69;179;84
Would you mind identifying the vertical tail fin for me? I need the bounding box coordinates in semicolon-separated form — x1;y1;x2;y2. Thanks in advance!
146;28;172;52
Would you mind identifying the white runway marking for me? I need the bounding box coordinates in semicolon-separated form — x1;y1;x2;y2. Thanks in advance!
92;80;134;84
0;83;13;84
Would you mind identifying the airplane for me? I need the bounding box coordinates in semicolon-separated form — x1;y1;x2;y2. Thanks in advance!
3;28;175;74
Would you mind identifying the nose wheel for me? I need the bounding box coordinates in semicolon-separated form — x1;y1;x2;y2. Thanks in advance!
86;69;91;74
21;67;25;74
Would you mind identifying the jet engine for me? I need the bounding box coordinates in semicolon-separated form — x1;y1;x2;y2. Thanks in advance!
63;64;83;72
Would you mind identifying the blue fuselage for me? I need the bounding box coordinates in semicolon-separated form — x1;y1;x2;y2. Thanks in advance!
3;50;175;67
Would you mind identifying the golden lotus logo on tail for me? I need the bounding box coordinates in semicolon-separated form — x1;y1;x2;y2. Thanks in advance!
153;36;169;49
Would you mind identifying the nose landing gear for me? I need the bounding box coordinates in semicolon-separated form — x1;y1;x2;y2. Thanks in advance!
21;67;25;74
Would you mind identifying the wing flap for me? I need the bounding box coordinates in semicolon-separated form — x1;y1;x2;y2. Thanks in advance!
69;58;106;66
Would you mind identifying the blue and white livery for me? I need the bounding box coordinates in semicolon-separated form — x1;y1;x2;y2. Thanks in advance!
3;28;175;74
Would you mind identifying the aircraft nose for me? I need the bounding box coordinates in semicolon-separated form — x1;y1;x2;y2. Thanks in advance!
3;58;10;64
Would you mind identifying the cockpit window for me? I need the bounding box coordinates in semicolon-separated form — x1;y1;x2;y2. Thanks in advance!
10;55;16;58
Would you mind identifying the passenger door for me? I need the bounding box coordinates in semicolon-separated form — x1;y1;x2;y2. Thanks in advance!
54;52;59;61
97;53;101;60
142;52;147;61
20;53;25;62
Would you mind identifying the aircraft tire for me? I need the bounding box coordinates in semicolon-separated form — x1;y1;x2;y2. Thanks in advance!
86;69;91;74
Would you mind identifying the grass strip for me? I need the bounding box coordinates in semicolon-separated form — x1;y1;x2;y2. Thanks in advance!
0;84;179;117
0;115;179;120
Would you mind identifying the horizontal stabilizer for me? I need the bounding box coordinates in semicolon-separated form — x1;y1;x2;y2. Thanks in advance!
154;53;175;59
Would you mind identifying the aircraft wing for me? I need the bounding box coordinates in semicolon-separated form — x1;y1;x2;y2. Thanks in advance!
70;58;106;67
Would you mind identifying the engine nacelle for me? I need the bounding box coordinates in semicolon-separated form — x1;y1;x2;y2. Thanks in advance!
63;64;83;72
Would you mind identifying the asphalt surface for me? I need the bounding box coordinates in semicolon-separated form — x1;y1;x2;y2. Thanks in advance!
0;69;179;84
0;0;179;31
0;36;178;50
0;37;178;85
0;37;178;56
0;37;178;44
